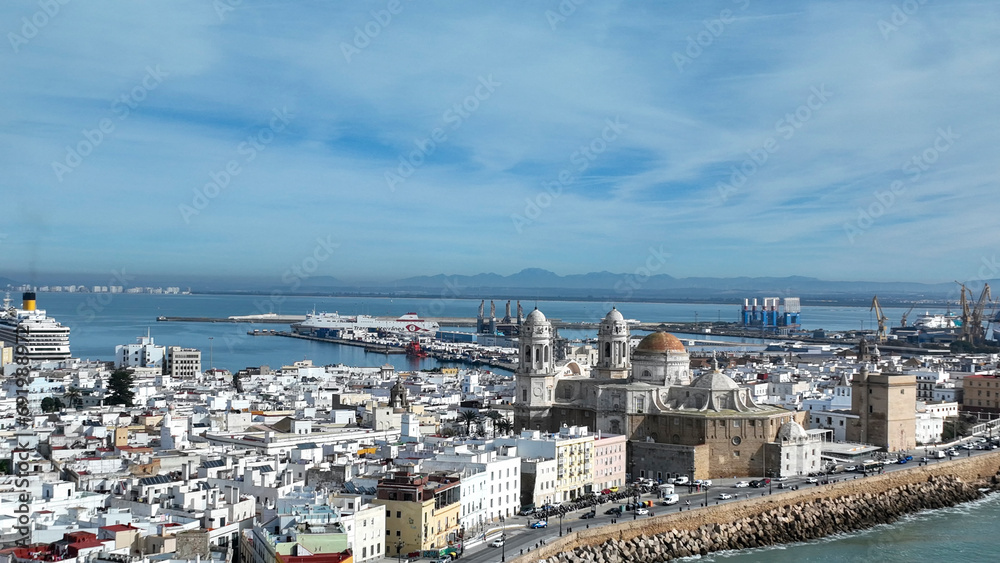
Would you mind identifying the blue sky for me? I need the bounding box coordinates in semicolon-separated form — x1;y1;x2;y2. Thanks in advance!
2;0;998;284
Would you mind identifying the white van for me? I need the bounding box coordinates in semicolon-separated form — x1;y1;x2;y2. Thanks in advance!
661;494;680;506
658;483;675;496
934;450;946;459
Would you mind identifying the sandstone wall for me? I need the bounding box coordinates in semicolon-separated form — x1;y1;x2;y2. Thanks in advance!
513;452;1000;563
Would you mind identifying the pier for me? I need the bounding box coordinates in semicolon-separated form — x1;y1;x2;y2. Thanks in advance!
270;331;517;371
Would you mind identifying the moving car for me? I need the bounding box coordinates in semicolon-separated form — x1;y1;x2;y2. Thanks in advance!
580;511;596;519
718;493;734;500
735;481;750;488
490;538;505;548
530;520;548;529
806;477;818;484
635;507;649;515
605;507;623;515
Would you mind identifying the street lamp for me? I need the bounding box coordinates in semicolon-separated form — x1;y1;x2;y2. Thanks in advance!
558;511;563;536
459;524;465;556
395;538;404;563
499;515;506;562
633;489;640;520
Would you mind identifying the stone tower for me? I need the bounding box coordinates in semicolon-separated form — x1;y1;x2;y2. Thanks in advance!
514;308;556;432
594;307;630;379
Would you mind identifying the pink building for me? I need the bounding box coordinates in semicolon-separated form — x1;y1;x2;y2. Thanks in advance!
592;433;627;491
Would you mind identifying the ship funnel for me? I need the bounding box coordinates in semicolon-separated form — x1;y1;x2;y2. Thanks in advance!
22;292;36;311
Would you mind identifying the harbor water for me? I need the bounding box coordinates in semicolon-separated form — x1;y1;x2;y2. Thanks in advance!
28;293;945;374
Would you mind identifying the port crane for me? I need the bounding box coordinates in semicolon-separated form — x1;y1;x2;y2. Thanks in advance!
900;304;915;327
955;282;992;345
870;295;888;343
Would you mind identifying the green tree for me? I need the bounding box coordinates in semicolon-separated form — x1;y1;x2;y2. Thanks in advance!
495;418;513;437
459;410;481;436
41;397;64;413
64;387;82;409
106;369;136;406
484;410;503;439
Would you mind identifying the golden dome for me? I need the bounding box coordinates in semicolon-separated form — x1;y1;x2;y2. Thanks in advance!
634;332;686;353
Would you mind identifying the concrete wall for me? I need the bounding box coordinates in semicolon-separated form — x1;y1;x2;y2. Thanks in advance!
512;451;1000;563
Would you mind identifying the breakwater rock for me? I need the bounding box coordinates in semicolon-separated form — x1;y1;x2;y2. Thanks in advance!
541;474;995;563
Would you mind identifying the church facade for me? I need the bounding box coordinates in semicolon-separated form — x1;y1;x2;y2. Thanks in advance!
513;308;806;480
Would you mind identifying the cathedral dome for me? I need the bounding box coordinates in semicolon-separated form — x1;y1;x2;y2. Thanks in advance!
604;308;625;323
634;332;686;353
691;371;740;391
524;308;547;324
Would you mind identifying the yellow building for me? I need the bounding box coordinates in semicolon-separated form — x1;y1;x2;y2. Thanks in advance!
373;471;462;559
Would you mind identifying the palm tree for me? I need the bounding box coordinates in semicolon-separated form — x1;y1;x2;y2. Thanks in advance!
495;418;513;437
484;410;503;439
459;410;481;436
64;387;82;409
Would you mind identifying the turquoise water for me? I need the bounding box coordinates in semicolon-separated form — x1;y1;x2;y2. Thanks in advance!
695;492;1000;563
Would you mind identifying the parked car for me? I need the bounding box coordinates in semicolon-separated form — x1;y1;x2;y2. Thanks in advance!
520;507;535;516
530;520;548;529
845;466;857;472
432;557;452;563
605;507;623;515
674;476;690;485
601;488;612;495
735;481;750;488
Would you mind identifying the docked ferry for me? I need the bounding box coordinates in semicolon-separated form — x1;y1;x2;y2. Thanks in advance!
0;292;71;361
291;311;439;337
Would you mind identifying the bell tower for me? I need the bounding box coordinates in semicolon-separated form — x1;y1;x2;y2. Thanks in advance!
595;307;630;379
514;308;556;432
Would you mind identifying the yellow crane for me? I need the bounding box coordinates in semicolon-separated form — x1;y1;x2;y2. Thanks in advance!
970;284;991;345
870;295;888;343
900;304;915;327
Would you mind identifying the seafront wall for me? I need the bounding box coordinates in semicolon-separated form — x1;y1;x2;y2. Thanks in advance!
512;452;1000;563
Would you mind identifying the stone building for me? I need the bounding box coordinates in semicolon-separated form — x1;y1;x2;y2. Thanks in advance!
846;368;917;452
513;308;802;480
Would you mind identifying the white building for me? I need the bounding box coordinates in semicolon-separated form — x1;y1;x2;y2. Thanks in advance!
774;422;823;477
420;444;520;526
115;333;166;369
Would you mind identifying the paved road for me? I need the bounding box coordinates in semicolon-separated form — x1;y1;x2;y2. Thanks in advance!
407;436;999;563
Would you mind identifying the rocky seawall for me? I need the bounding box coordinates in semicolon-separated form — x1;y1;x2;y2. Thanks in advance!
514;453;1000;563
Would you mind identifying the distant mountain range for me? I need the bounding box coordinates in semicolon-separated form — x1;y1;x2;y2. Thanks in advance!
5;269;992;305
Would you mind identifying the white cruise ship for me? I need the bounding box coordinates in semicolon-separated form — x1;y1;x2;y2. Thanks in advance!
291;311;439;337
0;292;71;361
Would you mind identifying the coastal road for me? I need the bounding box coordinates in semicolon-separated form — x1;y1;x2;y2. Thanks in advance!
454;436;1000;563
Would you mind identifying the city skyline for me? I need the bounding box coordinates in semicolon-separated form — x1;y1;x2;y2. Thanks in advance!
3;1;999;283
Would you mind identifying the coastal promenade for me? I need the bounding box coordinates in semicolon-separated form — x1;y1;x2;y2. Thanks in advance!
497;451;1000;563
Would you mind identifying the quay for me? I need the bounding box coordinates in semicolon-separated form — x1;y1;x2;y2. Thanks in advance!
271;331;517;371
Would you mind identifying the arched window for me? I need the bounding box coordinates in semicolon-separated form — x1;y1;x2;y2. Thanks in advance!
544;345;549;363
604;342;611;359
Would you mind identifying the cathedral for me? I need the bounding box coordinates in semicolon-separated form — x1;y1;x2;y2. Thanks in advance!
513;308;808;480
